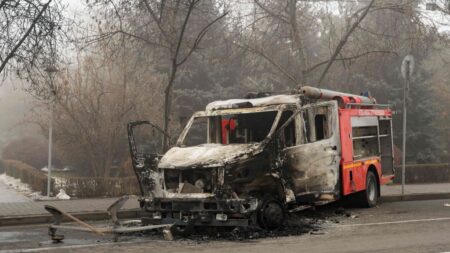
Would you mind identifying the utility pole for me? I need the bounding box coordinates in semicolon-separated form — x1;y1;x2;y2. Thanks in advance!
45;65;58;197
401;55;414;197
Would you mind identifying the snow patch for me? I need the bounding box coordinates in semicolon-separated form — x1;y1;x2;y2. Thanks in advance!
0;173;63;201
0;173;44;200
56;189;71;200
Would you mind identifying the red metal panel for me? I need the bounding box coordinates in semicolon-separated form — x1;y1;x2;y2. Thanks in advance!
338;109;353;163
339;106;392;196
340;108;392;117
342;161;364;195
341;158;385;196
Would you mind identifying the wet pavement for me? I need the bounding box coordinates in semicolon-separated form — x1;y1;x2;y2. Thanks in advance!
0;203;347;252
1;199;450;252
0;180;30;203
0;197;139;219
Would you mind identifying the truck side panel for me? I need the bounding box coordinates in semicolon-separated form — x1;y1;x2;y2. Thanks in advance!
342;159;382;195
339;108;393;196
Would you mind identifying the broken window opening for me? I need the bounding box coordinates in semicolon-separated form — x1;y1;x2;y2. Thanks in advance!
277;111;296;147
181;111;278;147
352;126;379;159
314;114;327;141
301;111;310;144
299;105;332;144
184;117;208;146
351;116;380;160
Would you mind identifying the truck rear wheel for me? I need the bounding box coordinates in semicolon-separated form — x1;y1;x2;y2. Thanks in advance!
357;170;379;207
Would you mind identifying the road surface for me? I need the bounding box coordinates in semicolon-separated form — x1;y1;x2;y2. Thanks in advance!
1;199;450;252
0;180;29;203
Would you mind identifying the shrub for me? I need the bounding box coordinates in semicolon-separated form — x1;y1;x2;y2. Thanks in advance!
2;137;62;169
1;159;139;197
394;163;450;184
56;176;140;198
2;159;54;195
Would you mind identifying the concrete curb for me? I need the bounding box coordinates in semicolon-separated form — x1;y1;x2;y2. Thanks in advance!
381;193;450;203
0;209;142;226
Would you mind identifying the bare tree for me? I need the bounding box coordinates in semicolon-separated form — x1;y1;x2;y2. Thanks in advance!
0;0;64;86
317;0;375;86
238;0;436;87
82;0;228;151
32;40;165;178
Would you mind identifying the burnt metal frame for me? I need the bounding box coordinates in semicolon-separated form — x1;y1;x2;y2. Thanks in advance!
45;195;174;242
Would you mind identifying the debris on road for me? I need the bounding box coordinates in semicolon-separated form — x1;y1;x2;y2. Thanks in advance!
56;189;70;200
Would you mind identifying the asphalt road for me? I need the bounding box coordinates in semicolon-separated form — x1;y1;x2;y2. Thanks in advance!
1;199;450;253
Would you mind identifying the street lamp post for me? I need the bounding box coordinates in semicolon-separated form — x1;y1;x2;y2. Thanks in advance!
44;65;58;197
401;55;414;198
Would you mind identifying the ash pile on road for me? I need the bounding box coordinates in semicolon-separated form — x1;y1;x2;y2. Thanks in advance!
173;206;353;242
128;205;355;243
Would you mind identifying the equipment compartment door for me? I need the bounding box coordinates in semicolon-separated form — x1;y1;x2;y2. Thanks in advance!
283;100;341;196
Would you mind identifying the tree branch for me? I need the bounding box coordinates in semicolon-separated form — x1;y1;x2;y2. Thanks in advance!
305;50;398;74
142;0;170;41
317;0;375;86
80;30;168;50
254;0;289;24
176;11;228;66
0;0;8;10
0;0;52;74
172;0;197;64
236;42;298;85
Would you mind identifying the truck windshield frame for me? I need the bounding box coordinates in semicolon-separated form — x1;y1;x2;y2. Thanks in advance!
176;108;284;147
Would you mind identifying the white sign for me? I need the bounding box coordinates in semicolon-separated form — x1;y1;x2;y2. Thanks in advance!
401;55;415;79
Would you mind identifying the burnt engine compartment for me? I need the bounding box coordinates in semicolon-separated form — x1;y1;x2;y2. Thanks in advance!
164;168;217;194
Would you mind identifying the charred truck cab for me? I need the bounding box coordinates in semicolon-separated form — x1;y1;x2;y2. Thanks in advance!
128;86;395;231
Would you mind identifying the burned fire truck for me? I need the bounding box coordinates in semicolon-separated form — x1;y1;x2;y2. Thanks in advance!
127;86;395;232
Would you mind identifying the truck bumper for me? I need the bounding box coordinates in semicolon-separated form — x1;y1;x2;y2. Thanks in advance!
140;197;258;227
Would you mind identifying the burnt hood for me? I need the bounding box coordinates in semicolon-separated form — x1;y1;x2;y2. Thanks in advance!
158;143;260;169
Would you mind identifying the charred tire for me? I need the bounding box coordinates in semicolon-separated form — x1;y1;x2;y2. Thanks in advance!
257;199;285;230
357;170;379;208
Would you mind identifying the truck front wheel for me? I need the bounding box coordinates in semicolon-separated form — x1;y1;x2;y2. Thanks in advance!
257;199;285;229
357;170;379;207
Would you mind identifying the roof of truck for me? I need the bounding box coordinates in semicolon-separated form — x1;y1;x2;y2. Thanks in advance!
206;94;301;111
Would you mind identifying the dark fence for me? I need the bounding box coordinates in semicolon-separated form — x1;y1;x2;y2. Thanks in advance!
57;176;140;198
0;159;140;197
393;163;450;184
4;158;447;196
1;159;54;194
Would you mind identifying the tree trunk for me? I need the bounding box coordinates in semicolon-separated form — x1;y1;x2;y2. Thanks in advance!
162;61;177;151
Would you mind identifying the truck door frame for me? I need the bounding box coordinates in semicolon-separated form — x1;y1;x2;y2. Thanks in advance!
277;100;342;203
